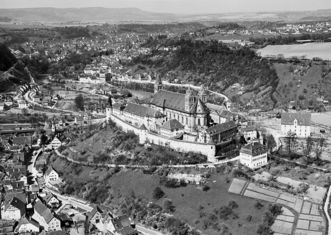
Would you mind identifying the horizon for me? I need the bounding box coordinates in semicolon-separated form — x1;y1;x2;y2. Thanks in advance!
2;0;331;14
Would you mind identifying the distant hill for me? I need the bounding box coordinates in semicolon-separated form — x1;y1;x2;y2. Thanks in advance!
0;7;177;23
0;8;331;24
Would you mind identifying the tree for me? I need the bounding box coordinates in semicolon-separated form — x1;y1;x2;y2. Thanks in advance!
152;187;165;200
303;136;314;157
74;94;84;111
314;137;326;160
266;135;277;153
284;132;297;154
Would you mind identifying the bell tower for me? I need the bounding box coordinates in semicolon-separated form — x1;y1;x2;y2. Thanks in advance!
154;74;162;94
185;87;194;112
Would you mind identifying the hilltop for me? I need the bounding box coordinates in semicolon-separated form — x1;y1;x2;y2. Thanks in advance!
125;38;279;110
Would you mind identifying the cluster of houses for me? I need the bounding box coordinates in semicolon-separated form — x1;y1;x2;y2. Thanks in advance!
1;164;137;235
78;64;112;84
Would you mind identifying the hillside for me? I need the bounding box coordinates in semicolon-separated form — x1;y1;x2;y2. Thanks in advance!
0;7;176;23
0;43;32;92
0;43;16;71
273;61;331;110
126;38;279;110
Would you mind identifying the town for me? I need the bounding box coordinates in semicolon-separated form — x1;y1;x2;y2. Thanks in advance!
1;3;331;235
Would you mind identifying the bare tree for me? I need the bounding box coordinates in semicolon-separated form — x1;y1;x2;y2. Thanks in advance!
303;136;314;157
314;137;326;160
284;132;297;154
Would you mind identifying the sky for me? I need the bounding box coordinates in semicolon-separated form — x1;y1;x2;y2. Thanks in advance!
1;0;331;14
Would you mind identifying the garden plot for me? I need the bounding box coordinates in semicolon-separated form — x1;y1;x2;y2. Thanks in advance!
294;229;323;235
271;220;293;235
228;178;247;194
244;190;277;202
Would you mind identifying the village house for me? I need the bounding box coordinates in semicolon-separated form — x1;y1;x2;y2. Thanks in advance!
44;167;61;185
281;112;311;138
32;200;61;231
41;193;61;209
240;126;259;142
14;217;40;233
88;206;104;225
1;196;26;221
239;142;268;169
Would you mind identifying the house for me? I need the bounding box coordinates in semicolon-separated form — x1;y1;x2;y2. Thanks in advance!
88;206;103;225
160;119;184;138
110;215;138;235
115;102;165;132
1;196;26;220
241;126;258;142
14;217;40;233
205;121;238;144
48;136;62;150
239;142;268;169
42;193;61;209
0;220;15;235
17;100;28;109
44;167;60;185
32;200;61;231
281;112;311;138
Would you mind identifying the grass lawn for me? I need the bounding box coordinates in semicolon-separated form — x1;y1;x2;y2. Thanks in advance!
163;174;270;235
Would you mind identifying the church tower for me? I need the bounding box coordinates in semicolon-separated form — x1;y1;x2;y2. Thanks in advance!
199;85;208;103
185;87;194;112
154;74;162;94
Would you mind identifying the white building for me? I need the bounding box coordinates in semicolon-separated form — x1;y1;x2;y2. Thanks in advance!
32;200;61;231
1;197;26;221
44;167;61;185
48;136;62;150
239;142;268;169
14;217;40;233
281;112;311;138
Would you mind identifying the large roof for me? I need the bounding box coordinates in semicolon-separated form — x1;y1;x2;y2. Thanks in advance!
281;112;311;126
161;119;184;131
4;197;26;216
206;121;237;135
34;200;54;223
241;142;268;156
151;90;186;112
150;90;209;114
124;103;163;118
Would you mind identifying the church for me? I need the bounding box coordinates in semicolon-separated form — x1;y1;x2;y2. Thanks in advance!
149;76;210;132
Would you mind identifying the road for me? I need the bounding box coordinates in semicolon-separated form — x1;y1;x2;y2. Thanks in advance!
55;149;239;169
323;186;331;235
136;224;166;235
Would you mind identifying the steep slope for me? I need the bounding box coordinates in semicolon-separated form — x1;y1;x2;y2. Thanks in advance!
0;44;31;92
126;39;279;110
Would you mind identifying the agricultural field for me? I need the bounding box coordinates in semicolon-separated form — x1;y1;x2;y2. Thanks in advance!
228;178;326;235
258;42;331;60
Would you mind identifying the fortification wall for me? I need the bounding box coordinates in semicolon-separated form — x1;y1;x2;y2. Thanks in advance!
106;110;216;162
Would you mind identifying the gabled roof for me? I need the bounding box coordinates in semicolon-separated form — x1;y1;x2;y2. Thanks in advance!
15;217;39;231
241;142;268;156
34;200;54;223
124;103;163;118
4;197;26;216
150;90;186;113
88;206;103;221
161;119;184;131
281;112;311;126
206;121;237;135
45;166;58;177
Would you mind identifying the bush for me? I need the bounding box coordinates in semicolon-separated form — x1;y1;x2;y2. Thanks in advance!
152;187;165;200
255;201;264;209
202;185;210;192
163;199;176;213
